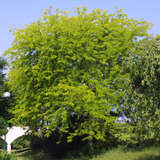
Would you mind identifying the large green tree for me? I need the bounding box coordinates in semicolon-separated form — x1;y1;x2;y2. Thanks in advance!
5;7;150;142
123;37;160;144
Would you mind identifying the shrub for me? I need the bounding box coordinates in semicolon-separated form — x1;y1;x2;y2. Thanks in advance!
12;135;31;150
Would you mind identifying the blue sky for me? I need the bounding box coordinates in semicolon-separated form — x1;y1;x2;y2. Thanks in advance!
1;0;160;55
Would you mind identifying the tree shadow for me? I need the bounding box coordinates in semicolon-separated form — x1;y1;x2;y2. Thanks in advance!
136;155;160;160
18;150;53;160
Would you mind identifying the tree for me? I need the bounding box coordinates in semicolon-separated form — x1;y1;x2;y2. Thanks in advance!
5;7;150;143
123;37;160;144
0;57;9;136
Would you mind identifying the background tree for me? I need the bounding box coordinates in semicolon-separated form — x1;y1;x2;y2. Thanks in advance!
5;7;150;143
123;37;160;144
0;57;9;136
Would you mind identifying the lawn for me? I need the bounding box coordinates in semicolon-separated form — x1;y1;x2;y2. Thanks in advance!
16;150;53;160
16;145;160;160
91;146;160;160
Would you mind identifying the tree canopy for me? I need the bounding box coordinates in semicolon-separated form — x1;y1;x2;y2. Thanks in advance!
123;37;160;143
5;7;150;142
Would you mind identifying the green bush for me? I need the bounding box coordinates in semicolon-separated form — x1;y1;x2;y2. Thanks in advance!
0;151;16;160
12;135;31;150
0;138;7;149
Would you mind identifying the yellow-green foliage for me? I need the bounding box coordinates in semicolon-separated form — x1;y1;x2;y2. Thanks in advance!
5;7;150;142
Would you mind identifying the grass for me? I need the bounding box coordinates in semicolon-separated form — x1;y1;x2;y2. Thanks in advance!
91;146;160;160
16;145;160;160
16;150;53;160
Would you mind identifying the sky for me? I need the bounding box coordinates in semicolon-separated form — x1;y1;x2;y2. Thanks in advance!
1;0;160;56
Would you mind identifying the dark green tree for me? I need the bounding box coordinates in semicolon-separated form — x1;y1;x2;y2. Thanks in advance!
123;37;160;144
5;7;150;143
0;57;9;136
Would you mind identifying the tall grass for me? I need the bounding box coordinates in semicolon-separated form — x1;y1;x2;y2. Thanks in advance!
0;151;16;160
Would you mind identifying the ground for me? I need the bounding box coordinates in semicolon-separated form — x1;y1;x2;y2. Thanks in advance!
16;145;160;160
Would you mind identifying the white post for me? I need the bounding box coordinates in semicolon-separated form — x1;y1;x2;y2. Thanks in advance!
7;143;11;153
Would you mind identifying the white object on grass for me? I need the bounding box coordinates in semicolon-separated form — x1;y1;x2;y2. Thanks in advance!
1;126;28;153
